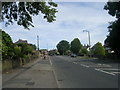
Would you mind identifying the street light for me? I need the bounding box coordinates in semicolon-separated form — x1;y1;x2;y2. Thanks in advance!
83;30;91;57
37;35;39;50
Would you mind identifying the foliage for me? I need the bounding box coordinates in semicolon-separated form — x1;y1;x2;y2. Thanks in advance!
0;31;2;57
1;29;14;59
16;43;34;56
80;48;88;55
105;20;120;56
91;42;105;56
56;40;70;55
13;46;21;59
104;2;120;19
2;2;58;29
1;29;37;61
65;50;71;55
70;38;82;55
104;2;120;56
29;44;36;50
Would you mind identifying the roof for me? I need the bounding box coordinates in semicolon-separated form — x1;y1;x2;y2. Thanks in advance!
15;39;28;44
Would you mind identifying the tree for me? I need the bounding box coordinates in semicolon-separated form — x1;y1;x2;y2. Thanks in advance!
80;48;88;56
65;50;71;55
1;29;14;59
16;43;34;55
2;2;58;29
91;42;105;56
104;2;120;19
13;46;21;59
56;40;70;55
104;2;120;56
70;38;82;55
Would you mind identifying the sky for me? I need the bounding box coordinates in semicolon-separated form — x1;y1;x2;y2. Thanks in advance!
0;2;116;50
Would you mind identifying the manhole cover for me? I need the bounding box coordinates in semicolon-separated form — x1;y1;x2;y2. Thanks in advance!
26;81;35;85
58;79;63;81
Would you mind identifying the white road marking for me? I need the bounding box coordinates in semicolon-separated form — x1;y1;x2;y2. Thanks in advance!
73;62;77;64
95;68;115;76
80;64;89;68
87;64;112;68
110;72;120;74
98;68;120;71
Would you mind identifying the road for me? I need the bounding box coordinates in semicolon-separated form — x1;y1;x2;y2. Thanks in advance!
50;56;119;88
2;56;119;89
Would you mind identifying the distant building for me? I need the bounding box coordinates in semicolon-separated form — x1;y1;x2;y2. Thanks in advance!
15;39;28;44
104;44;113;53
83;44;89;49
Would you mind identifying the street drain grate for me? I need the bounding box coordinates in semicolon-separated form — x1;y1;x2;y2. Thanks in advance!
26;81;35;85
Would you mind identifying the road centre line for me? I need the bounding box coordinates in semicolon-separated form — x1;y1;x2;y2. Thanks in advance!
95;68;115;76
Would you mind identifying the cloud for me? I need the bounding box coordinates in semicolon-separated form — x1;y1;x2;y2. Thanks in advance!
1;2;115;50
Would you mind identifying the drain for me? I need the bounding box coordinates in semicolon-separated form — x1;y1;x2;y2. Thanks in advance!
58;79;63;81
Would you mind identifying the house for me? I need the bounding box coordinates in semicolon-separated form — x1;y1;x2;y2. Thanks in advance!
15;39;28;44
83;44;89;49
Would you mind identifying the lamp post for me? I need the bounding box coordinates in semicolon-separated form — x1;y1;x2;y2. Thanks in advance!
83;30;91;57
37;35;39;50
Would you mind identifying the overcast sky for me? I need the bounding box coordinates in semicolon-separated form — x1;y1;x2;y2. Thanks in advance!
1;2;116;50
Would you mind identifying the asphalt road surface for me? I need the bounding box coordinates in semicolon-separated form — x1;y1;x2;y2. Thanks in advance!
50;56;119;88
2;56;120;89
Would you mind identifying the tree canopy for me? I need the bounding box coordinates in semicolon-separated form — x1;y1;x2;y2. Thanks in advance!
80;48;88;55
91;42;105;56
104;1;120;56
70;38;82;55
1;29;14;59
2;2;58;29
104;2;120;19
56;40;70;55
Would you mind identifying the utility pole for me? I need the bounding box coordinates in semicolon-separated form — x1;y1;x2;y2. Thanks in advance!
37;35;39;50
83;30;91;57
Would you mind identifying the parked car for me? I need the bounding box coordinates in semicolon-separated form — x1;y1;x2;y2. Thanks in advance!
71;54;77;57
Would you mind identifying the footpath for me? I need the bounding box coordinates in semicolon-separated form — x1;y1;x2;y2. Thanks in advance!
2;56;58;88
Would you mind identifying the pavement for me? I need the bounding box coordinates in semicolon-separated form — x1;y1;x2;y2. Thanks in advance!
2;56;58;88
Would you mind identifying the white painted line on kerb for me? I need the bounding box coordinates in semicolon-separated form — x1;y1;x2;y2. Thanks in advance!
49;56;52;66
80;64;89;68
95;68;115;76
